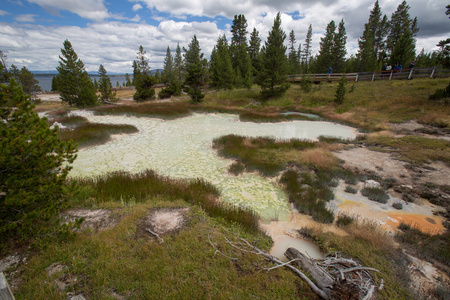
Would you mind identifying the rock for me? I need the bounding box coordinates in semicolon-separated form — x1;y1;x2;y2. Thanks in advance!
364;180;381;189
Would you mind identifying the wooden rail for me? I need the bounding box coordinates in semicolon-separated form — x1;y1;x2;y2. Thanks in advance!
286;67;450;83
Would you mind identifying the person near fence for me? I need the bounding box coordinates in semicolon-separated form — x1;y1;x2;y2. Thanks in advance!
328;66;332;74
409;61;415;69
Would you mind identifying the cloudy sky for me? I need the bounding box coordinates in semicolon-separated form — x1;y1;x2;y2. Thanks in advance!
0;0;449;73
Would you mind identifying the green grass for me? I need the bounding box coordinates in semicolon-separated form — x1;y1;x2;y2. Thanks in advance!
73;169;260;234
238;111;311;123
49;115;89;127
366;134;450;166
212;134;319;176
306;222;412;300
344;185;358;194
15;201;313;299
397;223;450;269
279;170;335;224
58;123;139;148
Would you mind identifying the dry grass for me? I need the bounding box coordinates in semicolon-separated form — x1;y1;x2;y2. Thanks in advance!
299;148;339;169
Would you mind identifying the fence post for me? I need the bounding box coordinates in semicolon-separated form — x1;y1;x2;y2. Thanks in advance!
389;70;393;80
0;272;15;300
408;68;414;80
355;74;358;82
430;68;436;79
371;72;376;81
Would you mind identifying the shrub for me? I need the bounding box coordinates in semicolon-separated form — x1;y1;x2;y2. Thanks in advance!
334;74;346;105
300;75;312;93
429;82;450;101
228;161;245;175
392;202;403;210
361;187;390;203
336;213;354;227
345;185;358;194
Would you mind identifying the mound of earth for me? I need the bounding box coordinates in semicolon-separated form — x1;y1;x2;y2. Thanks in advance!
135;207;190;240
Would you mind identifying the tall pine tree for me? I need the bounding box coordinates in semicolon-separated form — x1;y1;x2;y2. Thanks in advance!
56;40;97;107
303;24;313;72
248;28;261;77
288;30;300;74
230;14;252;88
184;35;207;102
97;64;115;103
333;19;347;72
315;21;336;73
133;45;155;102
161;46;174;85
210;35;235;89
257;12;289;98
386;0;419;67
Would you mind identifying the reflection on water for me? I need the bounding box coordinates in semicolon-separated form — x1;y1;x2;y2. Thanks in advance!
70;113;357;221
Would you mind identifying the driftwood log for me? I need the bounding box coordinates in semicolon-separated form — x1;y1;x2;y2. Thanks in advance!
285;248;381;300
209;231;381;300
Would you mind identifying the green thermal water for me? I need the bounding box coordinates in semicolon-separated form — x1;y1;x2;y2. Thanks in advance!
70;113;356;221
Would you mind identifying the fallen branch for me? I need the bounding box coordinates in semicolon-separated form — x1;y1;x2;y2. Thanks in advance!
145;228;164;244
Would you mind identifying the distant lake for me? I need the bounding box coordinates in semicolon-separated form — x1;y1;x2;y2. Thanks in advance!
34;74;132;92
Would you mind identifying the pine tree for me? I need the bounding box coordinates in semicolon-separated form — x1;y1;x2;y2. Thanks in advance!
161;46;174;84
288;30;300;74
257;12;290;98
333;19;347;72
10;66;41;96
303;24;313;71
133;45;155;102
230;14;252;88
159;46;182;99
248;28;261;76
315;21;336;73
386;0;419;66
56;40;97;107
0;65;77;243
97;64;115;103
125;73;132;86
335;74;346;105
210;35;235;89
174;43;183;83
437;5;450;68
183;35;207;102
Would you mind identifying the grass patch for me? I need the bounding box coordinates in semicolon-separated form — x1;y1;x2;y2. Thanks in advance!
396;222;450;269
14;202;310;299
212;134;322;176
92;102;192;119
344;185;358;194
361;187;389;204
307;221;412;299
58;123;139;148
366;134;450;166
336;213;355;227
239;111;311;123
50;115;89;127
228;161;245;175
73;169;260;234
279;169;335;224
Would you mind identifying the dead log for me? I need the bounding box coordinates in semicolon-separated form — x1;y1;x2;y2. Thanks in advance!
285;247;334;296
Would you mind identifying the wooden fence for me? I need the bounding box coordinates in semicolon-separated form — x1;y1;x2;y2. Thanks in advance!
286;67;450;83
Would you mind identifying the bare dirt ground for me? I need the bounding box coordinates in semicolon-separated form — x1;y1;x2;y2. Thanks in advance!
334;146;450;187
135;207;190;241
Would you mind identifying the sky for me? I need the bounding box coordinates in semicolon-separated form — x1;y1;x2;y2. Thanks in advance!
0;0;449;73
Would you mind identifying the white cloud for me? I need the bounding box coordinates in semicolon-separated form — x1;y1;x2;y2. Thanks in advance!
0;10;9;16
130;14;141;22
1;0;448;73
15;14;37;22
27;0;110;21
132;4;143;11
